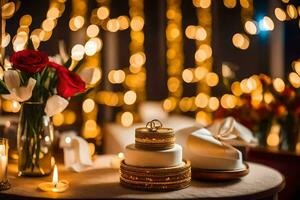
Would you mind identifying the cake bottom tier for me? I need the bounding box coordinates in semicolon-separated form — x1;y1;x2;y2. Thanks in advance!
120;160;191;191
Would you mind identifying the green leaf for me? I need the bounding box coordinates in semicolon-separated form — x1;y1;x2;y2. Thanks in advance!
0;79;10;94
27;39;35;50
72;59;84;72
64;58;72;69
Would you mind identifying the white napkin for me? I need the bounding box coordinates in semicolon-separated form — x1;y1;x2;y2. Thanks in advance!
176;127;244;170
59;131;93;172
207;117;257;146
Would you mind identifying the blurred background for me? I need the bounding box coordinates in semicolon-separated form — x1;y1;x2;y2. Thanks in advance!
1;0;300;198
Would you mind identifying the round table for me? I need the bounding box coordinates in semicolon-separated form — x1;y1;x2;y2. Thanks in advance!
0;158;284;200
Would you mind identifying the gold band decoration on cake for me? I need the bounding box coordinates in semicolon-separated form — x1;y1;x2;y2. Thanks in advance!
135;119;175;150
120;160;191;191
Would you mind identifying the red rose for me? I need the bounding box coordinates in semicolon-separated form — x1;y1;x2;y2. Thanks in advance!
10;50;49;73
48;62;86;98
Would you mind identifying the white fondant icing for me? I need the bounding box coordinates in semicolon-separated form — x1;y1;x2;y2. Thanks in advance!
124;144;182;167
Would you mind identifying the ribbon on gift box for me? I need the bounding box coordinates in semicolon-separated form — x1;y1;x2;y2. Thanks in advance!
59;131;92;172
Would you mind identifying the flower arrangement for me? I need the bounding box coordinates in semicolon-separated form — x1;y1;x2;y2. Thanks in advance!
0;46;97;176
215;72;300;151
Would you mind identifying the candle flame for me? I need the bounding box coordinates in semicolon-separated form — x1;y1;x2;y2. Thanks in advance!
52;165;58;187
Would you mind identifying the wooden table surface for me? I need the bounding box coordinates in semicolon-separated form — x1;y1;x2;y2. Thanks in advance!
0;156;285;200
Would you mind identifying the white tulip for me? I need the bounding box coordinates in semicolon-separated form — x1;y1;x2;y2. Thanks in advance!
44;95;69;117
2;70;36;102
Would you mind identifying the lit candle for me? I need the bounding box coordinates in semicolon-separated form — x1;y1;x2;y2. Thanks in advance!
0;144;7;182
110;152;124;169
38;165;69;193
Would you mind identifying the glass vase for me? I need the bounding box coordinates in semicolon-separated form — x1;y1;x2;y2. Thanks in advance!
17;102;54;176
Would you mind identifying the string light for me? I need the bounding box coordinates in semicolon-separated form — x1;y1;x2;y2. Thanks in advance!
164;0;184;112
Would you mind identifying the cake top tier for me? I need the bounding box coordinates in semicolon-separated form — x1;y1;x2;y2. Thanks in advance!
135;119;175;150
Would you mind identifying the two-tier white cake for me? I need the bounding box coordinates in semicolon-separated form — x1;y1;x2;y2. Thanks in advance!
120;119;191;191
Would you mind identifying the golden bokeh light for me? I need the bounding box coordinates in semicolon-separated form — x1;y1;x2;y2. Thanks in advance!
124;90;137;105
232;33;250;50
289;72;300;88
264;92;274;104
206;72;219;87
196;111;212;126
193;0;211;8
273;78;285;92
194;67;208;80
107;19;120;32
292;61;300;75
267;124;281;147
85;39;98;56
221;94;237;109
42;19;56;31
275;8;286;21
182;69;194;83
130;16;144;31
82;98;95;113
167;77;180;93
231;81;243;96
244;20;257;35
86;24;99;38
71;44;85;61
240;0;250;8
223;0;237;8
195;93;209;108
108;70;126;84
287;4;298;19
19;15;32;27
208;97;219;111
118;16;130;30
97;6;110;20
47;7;60;19
179;97;193;112
53;113;64;126
121;112;134;127
163;97;177;112
129;52;146;68
64;110;76;125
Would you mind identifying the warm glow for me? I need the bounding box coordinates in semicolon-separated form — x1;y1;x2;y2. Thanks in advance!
221;94;237;109
108;70;126;84
287;4;298;19
84;39;98;56
275;8;286;21
64;111;76;125
97;6;110;20
292;61;300;75
47;7;60;19
182;69;194;83
194;67;208;80
231;81;243;96
273;78;285;92
196;111;211;126
208;97;219;111
86;24;99;38
289;72;300;88
129;52;146;68
244;20;257;35
71;44;85;61
259;16;274;31
53;113;64;126
124;90;137;105
193;0;211;8
222;64;234;78
185;25;196;39
107;19;120;32
42;19;56;31
19;15;32;27
195;93;209;108
223;0;237;8
118;16;130;30
195;27;207;41
163;97;177;112
232;33;249;50
121;112;134;127
130;16;144;31
206;72;219;87
267;124;281;147
52;165;58;185
240;0;250;8
82;98;95;113
264;92;274;104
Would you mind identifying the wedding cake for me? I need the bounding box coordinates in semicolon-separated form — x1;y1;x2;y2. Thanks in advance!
120;119;191;191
